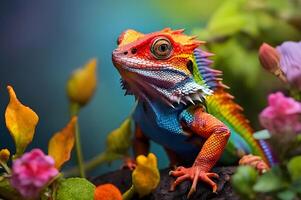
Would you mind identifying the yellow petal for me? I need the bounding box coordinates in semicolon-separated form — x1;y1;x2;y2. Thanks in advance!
66;58;98;106
132;153;160;197
5;86;39;157
48;116;77;169
106;118;132;155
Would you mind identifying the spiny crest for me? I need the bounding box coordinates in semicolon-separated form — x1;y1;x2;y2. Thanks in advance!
194;48;229;90
161;28;205;51
118;28;205;51
206;89;270;165
118;29;144;47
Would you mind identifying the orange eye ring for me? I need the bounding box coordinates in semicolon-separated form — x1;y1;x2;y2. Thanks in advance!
151;37;172;59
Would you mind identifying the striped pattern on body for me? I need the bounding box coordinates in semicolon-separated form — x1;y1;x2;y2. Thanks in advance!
192;48;271;165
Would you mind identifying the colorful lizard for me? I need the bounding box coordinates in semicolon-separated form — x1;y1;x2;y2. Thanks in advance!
112;28;273;197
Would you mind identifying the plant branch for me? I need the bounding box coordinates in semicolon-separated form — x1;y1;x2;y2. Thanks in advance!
63;152;123;177
122;185;135;200
69;102;86;178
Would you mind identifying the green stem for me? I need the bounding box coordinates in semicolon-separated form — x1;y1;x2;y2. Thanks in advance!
63;152;122;177
65;102;137;177
0;161;11;174
69;102;85;178
122;185;135;200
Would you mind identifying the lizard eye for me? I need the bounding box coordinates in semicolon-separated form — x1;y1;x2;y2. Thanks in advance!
151;37;172;59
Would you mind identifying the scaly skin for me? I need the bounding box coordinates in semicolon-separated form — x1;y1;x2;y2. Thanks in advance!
112;28;271;197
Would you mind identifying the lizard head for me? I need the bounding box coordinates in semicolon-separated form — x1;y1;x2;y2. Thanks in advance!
112;28;212;107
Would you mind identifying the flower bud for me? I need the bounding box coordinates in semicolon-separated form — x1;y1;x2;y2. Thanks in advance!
259;43;287;82
0;149;10;162
66;59;98;106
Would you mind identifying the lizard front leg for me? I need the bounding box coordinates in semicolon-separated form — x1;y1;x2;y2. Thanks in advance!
170;107;230;198
124;124;150;170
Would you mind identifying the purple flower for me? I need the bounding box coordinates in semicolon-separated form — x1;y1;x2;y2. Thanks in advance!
276;41;301;90
259;41;301;90
259;92;301;134
10;149;59;198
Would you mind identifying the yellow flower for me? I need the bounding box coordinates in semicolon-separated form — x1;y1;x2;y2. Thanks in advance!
48;117;77;169
0;149;10;162
66;58;98;106
132;153;160;197
5;86;39;157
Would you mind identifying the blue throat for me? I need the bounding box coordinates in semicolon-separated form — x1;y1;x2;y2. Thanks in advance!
133;99;201;160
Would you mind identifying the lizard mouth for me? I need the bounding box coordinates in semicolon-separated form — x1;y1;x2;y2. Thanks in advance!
112;49;212;107
112;52;123;69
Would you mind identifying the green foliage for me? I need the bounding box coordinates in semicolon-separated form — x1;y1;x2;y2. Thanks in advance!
0;178;23;200
232;134;301;199
192;0;301;89
149;0;224;26
287;156;301;182
210;38;260;86
277;190;296;200
253;167;286;192
232;156;301;199
199;0;249;39
231;166;258;200
56;178;95;200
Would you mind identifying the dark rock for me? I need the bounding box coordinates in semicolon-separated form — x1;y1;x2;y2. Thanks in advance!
91;166;241;200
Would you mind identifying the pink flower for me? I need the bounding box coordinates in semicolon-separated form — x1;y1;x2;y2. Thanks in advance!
259;92;301;134
10;149;59;198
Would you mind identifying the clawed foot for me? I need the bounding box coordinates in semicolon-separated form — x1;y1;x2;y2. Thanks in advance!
169;166;219;198
239;154;270;174
121;157;136;170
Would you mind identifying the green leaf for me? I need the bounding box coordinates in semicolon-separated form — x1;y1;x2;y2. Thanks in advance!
106;118;132;156
0;178;23;200
266;0;291;12
291;179;301;193
231;166;258;200
253;129;271;140
56;178;95;200
241;13;259;37
287;156;301;182
296;134;301;142
253;167;286;192
205;0;249;38
211;39;260;87
277;190;296;200
259;15;301;43
149;0;224;25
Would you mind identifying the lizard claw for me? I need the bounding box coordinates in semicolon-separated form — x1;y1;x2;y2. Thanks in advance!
169;166;219;198
239;154;270;174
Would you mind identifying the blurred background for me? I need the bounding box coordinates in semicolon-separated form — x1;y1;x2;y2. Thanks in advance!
0;0;300;176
